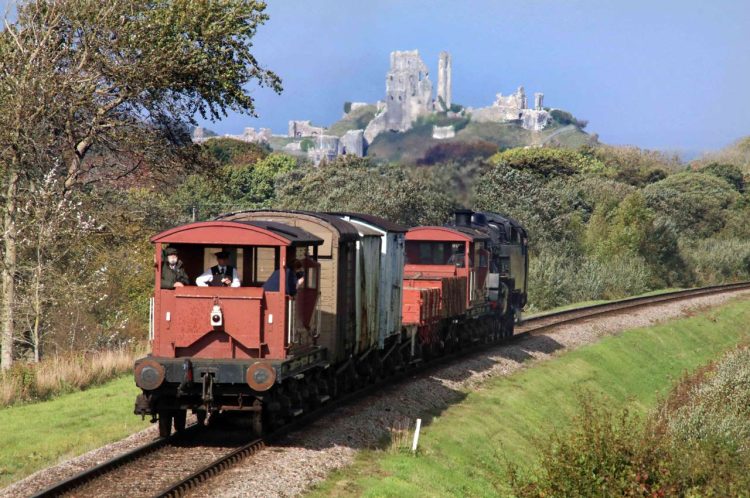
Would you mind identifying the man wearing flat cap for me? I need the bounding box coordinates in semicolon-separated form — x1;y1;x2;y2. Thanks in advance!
161;247;190;289
196;250;241;287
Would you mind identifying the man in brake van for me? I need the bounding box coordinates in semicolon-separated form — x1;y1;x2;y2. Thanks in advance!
196;250;241;287
262;259;304;296
161;247;190;289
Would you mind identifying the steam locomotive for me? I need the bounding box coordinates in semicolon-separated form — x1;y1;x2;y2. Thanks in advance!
134;210;528;436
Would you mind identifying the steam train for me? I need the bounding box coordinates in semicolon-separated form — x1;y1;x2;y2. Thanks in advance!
134;209;528;437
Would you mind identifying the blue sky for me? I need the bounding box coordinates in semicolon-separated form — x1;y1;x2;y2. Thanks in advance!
3;1;749;154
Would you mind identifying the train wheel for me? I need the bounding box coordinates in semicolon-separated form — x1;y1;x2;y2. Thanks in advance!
252;411;263;436
158;410;173;438
173;409;187;432
502;310;515;338
194;409;207;427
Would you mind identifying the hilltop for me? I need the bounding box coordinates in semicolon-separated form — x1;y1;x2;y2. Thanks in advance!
195;49;597;164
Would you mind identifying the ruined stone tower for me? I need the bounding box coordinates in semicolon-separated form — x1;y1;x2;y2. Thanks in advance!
365;50;433;142
384;50;432;132
534;92;544;111
437;51;452;111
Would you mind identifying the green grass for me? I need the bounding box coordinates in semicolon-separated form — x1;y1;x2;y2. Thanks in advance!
309;295;750;497
328;105;377;136
529;286;684;316
0;375;149;488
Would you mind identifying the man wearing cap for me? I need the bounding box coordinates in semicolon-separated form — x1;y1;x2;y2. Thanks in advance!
161;247;190;289
196;251;241;287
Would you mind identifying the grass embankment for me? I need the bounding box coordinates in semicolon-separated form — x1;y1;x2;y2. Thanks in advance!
310;295;750;497
0;375;149;488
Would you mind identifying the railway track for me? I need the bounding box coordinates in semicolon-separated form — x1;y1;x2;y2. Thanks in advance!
30;281;750;498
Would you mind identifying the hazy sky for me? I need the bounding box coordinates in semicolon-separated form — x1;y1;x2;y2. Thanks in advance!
3;1;749;153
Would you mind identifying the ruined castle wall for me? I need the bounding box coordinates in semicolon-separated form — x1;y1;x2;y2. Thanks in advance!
339;129;365;157
288;120;326;138
432;125;455;139
521;110;551;131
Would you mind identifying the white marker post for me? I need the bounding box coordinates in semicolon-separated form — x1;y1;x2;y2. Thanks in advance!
411;418;422;454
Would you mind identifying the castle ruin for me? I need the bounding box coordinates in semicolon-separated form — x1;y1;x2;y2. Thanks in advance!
437;51;452;111
192;126;272;144
365;50;551;141
365;50;435;142
288;120;326;138
468;86;550;132
195;49;559;157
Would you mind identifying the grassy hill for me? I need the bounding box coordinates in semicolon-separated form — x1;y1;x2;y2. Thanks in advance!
327;105;378;137
368;119;596;164
269;105;596;163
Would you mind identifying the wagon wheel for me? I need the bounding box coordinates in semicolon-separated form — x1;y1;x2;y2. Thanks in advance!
194;409;207;427
173;409;187;432
252;411;263;436
158;410;173;438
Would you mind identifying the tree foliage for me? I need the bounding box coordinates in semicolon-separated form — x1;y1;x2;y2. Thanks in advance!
643;172;739;238
488;147;610;178
0;0;280;368
274;157;456;226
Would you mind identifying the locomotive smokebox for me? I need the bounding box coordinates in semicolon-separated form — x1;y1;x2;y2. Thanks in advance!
454;209;473;227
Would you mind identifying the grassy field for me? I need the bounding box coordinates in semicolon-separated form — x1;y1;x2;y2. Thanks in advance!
309;295;750;497
0;375;149;488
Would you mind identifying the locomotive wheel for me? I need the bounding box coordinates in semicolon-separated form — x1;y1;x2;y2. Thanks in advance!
158;410;173;438
173;409;187;432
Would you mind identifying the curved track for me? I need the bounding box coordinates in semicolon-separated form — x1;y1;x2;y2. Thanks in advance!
30;281;750;498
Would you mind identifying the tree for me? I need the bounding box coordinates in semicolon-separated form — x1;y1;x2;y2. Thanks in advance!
488;147;610;178
274;157;456;226
0;0;281;369
700;162;745;193
14;169;100;361
643;172;739;239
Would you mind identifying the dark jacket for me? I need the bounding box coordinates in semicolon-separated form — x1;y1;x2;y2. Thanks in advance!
209;265;236;287
161;260;190;289
262;268;297;296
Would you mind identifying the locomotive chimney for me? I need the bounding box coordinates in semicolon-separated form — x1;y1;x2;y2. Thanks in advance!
454;209;473;227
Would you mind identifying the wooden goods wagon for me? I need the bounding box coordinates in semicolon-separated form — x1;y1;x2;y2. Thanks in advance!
216;210;360;364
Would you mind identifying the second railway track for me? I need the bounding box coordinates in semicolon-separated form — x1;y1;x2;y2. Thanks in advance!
29;281;750;498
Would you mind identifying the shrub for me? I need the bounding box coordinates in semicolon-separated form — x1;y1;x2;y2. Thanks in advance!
700;162;745;192
680;238;750;284
417;141;497;166
643;172;739;239
512;347;750;497
549;109;588;129
203;138;270;165
593;145;680;187
526;252;652;311
0;345;144;407
488;147;610;178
